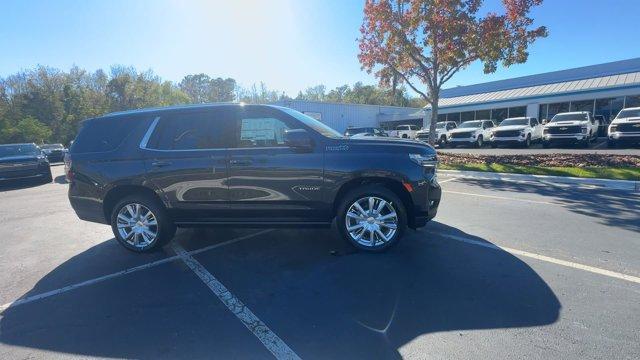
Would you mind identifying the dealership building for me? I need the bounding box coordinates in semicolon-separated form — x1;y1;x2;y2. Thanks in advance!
275;57;640;131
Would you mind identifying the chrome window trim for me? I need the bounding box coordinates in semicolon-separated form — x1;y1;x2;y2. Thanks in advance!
139;117;160;150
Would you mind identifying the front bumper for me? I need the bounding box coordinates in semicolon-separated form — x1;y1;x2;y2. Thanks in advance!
407;169;441;228
543;134;587;143
609;132;640;141
449;137;476;144
491;136;527;143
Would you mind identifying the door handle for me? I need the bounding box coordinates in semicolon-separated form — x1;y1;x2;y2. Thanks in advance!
151;160;172;167
229;159;252;166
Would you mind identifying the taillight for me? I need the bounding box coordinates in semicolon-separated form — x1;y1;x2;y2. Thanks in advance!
64;153;74;182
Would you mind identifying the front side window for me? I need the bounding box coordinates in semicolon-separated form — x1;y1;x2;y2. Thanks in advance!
237;116;289;148
530;118;539;126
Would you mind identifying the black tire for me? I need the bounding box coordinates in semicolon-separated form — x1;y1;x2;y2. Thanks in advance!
542;141;550;149
402;134;408;139
336;185;407;252
523;134;531;148
607;140;617;148
491;143;498;148
438;136;447;147
475;135;484;148
110;194;175;253
581;138;590;148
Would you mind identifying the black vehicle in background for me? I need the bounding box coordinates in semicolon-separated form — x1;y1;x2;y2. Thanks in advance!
41;143;68;162
344;127;388;137
67;104;441;253
0;143;52;184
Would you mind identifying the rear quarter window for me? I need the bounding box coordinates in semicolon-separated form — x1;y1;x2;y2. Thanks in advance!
71;116;143;153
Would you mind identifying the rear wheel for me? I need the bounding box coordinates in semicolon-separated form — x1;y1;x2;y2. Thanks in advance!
336;185;407;252
110;194;175;252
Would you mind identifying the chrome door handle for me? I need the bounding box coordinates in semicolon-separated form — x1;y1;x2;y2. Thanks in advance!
151;160;172;167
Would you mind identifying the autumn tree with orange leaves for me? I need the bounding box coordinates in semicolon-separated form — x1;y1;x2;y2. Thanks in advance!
358;0;547;144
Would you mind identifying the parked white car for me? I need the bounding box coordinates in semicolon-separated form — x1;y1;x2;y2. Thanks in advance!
607;107;640;148
448;120;495;148
388;124;420;139
542;111;597;148
415;121;458;146
490;117;542;148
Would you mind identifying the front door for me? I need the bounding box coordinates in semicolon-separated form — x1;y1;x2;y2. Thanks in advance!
142;108;233;222
226;106;326;223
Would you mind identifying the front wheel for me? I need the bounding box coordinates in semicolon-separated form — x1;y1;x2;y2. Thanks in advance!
438;136;447;147
336;185;407;252
110;194;176;252
475;136;484;148
523;134;531;148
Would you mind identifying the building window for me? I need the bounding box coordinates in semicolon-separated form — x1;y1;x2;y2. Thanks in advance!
438;113;447;122
539;104;548;120
508;106;526;118
492;108;508;123
475;109;490;120
570;100;595;113
461;111;475;121
625;95;640;108
610;97;624;118
547;102;569;119
447;112;461;123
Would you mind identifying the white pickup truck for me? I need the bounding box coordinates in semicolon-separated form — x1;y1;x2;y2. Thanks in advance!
490;117;542;148
388;124;420;139
542;111;597;148
608;107;640;148
415;121;458;146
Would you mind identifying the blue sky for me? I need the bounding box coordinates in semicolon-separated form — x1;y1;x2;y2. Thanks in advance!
1;0;639;96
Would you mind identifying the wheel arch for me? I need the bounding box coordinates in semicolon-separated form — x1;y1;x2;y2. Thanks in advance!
102;185;164;223
332;176;414;225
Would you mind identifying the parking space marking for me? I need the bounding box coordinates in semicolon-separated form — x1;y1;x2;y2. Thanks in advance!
441;233;640;285
0;229;273;312
172;243;300;360
443;190;555;205
438;177;460;184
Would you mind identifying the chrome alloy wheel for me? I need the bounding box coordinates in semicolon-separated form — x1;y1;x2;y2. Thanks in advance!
116;203;158;249
345;196;398;247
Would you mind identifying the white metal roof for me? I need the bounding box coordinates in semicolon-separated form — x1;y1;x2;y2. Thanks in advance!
435;71;640;109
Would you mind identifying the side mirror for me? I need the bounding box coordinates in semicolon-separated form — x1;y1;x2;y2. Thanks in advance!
541;119;548;125
284;129;313;150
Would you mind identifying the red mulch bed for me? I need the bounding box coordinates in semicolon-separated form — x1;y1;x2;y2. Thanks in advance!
438;153;640;168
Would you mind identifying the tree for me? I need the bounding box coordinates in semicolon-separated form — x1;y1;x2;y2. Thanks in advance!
358;0;547;144
0;116;52;144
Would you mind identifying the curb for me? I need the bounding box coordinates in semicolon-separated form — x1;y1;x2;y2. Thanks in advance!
439;169;639;192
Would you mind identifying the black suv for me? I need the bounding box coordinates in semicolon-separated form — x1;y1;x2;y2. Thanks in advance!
67;104;441;252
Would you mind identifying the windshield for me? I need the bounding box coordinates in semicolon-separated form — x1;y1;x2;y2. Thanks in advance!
41;144;64;149
281;108;343;138
616;109;640;119
499;118;529;126
551;113;588;122
459;121;482;129
0;144;40;157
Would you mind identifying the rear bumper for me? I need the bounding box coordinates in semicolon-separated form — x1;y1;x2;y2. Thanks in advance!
0;166;51;182
68;182;109;224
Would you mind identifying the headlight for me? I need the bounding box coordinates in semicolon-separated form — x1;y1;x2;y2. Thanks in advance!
543;128;549;134
581;127;588;134
520;129;526;136
609;125;617;132
409;153;438;168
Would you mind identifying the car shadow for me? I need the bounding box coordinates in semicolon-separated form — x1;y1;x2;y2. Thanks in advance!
54;175;68;184
0;177;50;192
0;224;561;358
457;178;640;232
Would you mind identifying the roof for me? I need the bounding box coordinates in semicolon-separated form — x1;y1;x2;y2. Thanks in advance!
103;102;250;117
441;57;640;98
435;70;640;109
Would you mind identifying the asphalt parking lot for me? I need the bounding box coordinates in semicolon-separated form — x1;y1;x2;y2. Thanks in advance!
1;165;639;359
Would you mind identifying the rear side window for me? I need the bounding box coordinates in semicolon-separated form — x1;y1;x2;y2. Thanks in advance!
147;110;231;150
72;116;140;153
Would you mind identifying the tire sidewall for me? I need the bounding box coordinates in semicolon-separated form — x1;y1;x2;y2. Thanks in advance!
336;185;407;252
110;194;174;252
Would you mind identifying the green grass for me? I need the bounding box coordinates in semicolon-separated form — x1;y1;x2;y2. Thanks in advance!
440;163;640;181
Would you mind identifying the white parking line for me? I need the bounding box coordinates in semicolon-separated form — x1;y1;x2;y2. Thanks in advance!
0;229;273;312
172;243;300;360
438;177;460;184
441;233;640;285
443;190;555;205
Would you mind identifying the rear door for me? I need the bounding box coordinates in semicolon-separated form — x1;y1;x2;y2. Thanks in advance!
142;108;233;221
226;106;326;223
